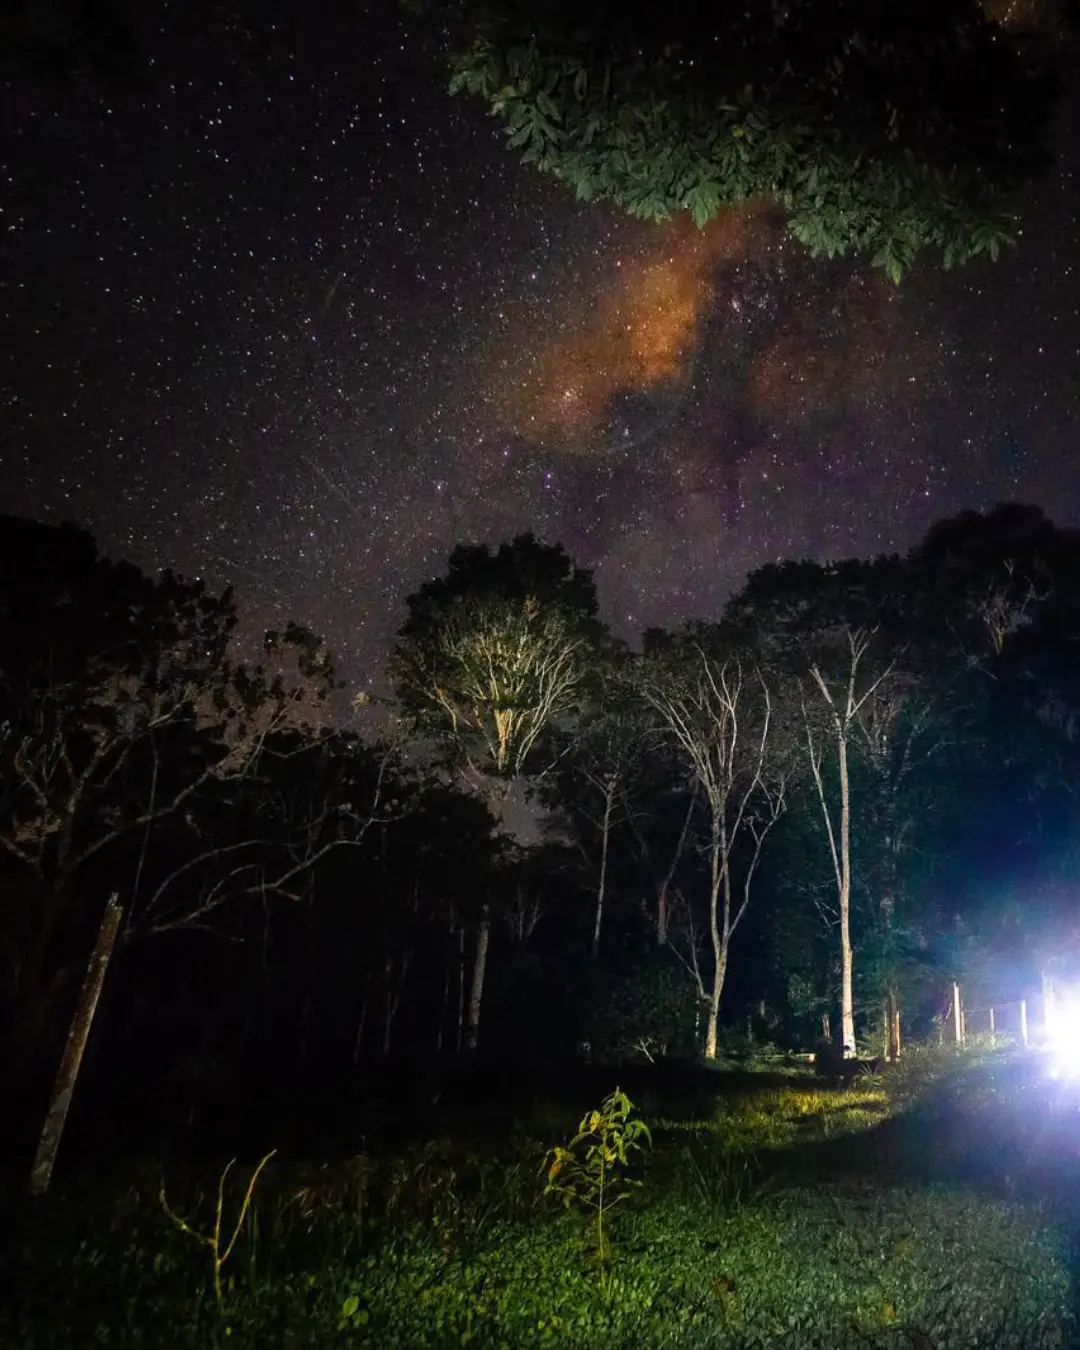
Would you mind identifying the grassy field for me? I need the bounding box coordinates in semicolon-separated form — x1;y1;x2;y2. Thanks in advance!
1;1046;1077;1348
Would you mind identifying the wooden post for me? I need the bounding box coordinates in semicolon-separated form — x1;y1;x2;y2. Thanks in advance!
952;981;964;1048
29;894;123;1196
1020;998;1029;1048
884;989;902;1061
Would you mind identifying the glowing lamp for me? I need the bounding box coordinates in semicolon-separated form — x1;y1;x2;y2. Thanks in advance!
1046;984;1080;1078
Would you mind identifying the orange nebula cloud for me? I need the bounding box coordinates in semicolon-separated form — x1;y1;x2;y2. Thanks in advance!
488;199;942;464
982;0;1064;30
749;273;933;430
489;205;777;453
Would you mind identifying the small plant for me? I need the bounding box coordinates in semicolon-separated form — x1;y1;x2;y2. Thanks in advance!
542;1088;651;1290
160;1150;276;1312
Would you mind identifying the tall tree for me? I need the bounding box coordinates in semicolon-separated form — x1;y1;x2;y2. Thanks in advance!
904;505;1080;986
413;0;1054;279
390;533;602;1049
640;623;787;1058
729;558;915;1056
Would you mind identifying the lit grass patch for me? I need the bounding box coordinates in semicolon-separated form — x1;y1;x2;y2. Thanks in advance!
655;1079;891;1153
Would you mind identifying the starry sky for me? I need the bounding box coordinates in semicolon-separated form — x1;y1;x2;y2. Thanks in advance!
2;0;1079;691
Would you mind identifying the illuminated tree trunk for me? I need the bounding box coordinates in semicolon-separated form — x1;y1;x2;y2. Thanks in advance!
837;733;856;1057
465;906;490;1054
704;821;727;1060
704;952;728;1060
887;989;901;1060
807;686;857;1061
29;893;122;1196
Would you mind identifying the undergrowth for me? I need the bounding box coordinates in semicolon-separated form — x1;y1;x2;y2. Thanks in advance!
0;1050;1073;1349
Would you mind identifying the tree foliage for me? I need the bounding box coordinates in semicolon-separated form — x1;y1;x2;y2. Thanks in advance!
416;0;1055;280
392;534;602;788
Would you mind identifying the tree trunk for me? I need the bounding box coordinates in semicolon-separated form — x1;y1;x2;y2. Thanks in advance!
656;888;669;945
29;893;122;1196
381;951;410;1060
838;735;856;1057
465;908;490;1054
382;955;395;1060
704;818;732;1061
656;788;695;946
455;925;466;1055
592;789;613;958
352;978;369;1064
298;897;316;1065
436;963;449;1055
704;952;727;1059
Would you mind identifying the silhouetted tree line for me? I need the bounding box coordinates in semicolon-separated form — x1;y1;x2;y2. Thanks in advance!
2;505;1080;1149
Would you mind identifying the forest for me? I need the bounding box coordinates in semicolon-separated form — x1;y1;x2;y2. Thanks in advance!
2;504;1080;1347
5;504;1079;1094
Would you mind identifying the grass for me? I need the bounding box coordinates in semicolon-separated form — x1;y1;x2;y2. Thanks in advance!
0;1045;1076;1348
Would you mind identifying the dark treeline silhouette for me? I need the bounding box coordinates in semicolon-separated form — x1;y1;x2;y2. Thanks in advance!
3;505;1080;1158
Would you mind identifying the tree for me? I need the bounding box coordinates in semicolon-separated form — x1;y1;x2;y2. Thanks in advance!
133;729;400;938
391;533;602;1050
0;518;338;1070
903;505;1080;994
730;558;916;1056
640;624;787;1058
396;593;587;787
801;627;896;1057
538;652;649;957
415;0;1054;280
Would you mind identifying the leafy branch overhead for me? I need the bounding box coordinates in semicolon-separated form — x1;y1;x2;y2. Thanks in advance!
413;0;1056;280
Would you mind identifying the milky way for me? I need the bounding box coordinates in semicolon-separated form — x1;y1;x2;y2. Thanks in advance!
2;0;1079;693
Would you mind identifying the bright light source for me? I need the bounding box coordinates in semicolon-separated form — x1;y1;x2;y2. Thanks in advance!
1046;985;1080;1078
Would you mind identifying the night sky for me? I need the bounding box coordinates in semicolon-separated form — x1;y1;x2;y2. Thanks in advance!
3;0;1079;691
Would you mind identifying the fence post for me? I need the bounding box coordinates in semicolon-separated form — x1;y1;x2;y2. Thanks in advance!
952;982;964;1048
29;893;123;1196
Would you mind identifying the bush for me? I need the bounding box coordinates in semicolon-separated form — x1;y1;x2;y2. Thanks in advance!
581;957;699;1062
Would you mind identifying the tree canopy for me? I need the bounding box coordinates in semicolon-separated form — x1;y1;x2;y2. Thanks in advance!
391;533;604;785
6;503;1080;1123
413;0;1056;280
